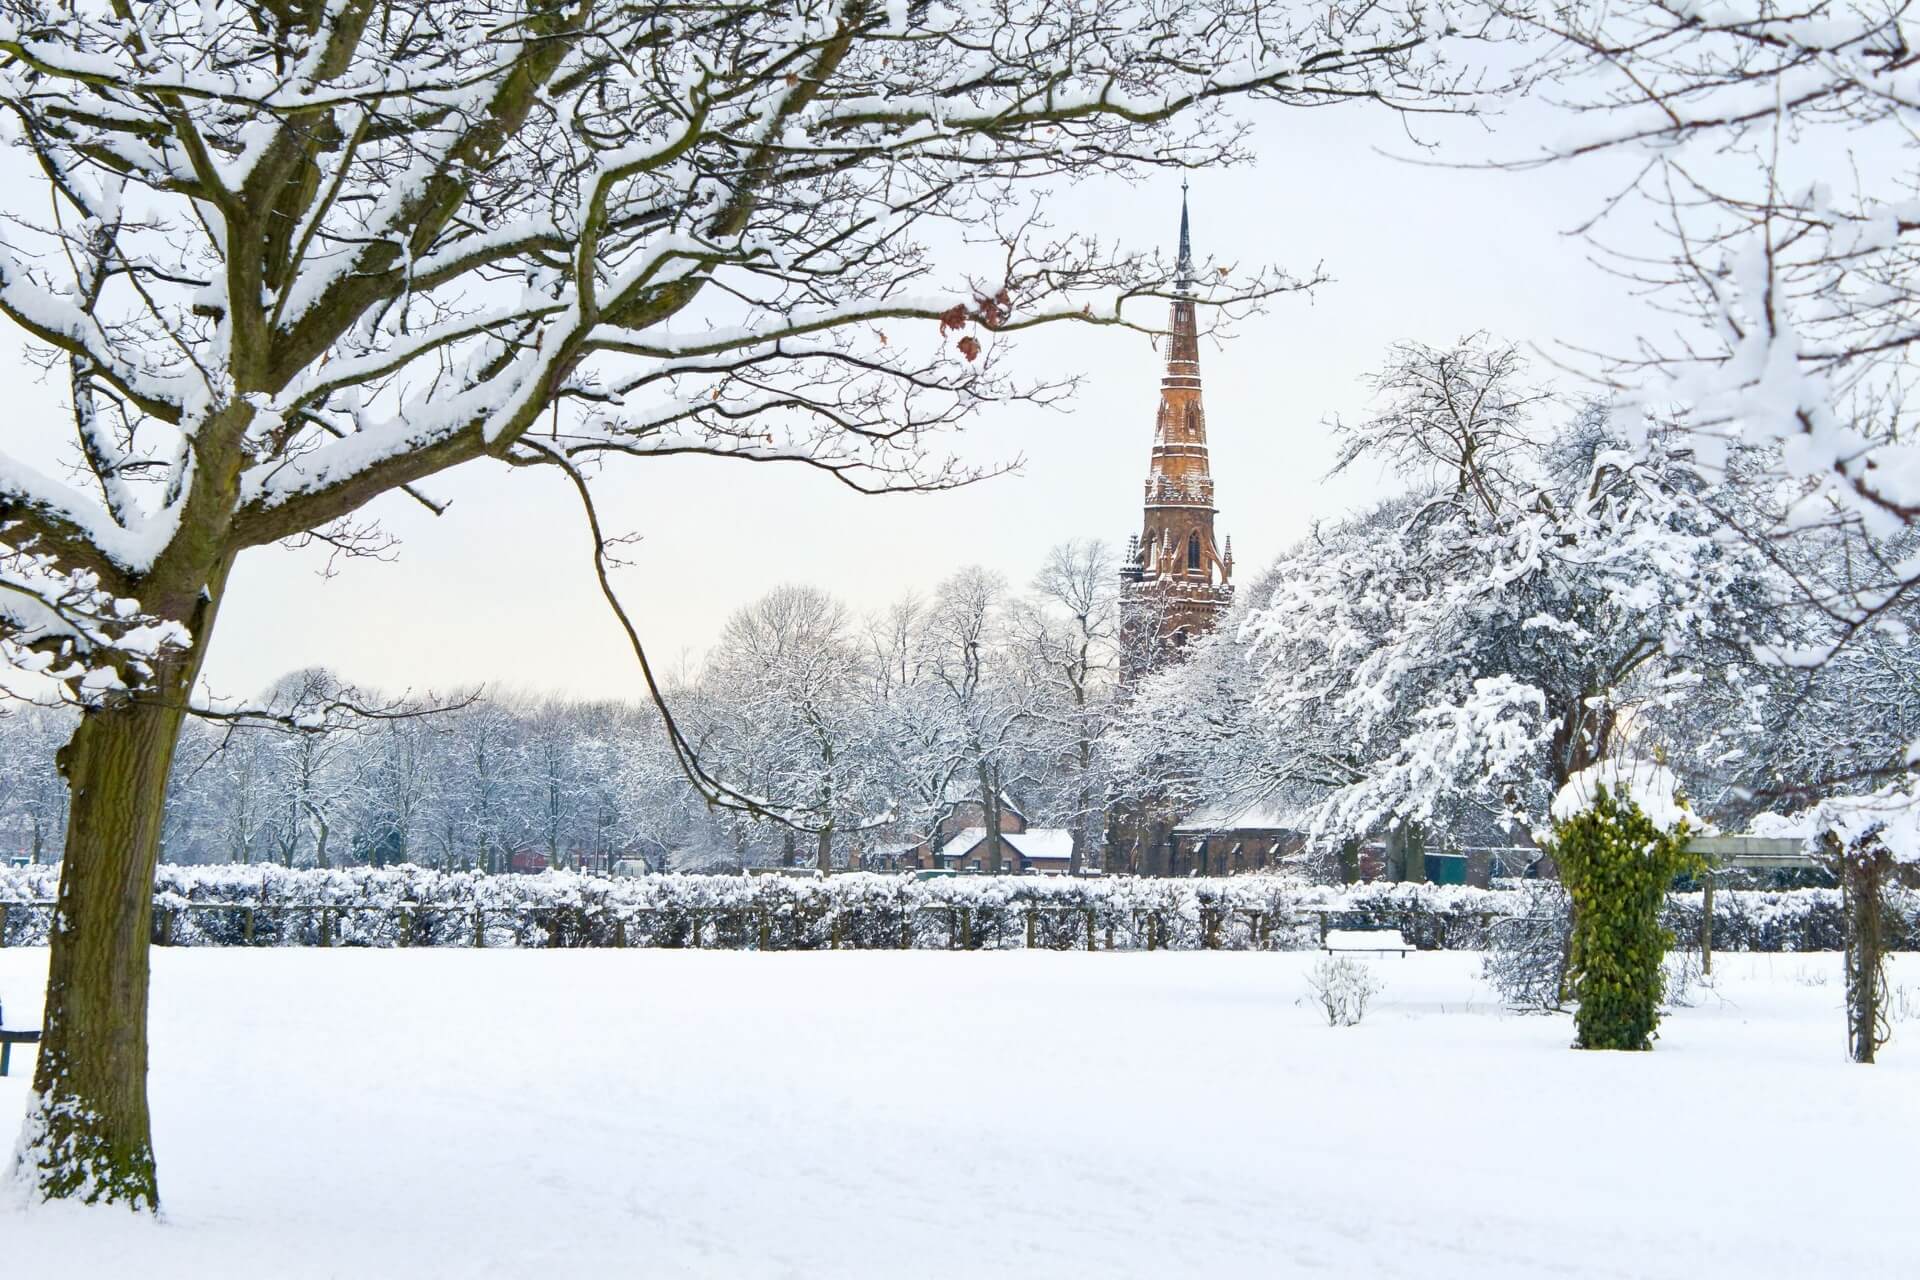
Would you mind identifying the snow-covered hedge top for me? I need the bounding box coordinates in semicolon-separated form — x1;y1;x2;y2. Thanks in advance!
1549;759;1700;835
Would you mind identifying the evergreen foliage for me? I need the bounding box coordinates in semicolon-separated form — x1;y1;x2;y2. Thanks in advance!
1552;785;1699;1050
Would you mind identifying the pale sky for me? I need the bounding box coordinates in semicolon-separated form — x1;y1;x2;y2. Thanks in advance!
6;99;1658;702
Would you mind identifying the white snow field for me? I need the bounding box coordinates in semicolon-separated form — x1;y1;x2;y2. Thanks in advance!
2;948;1915;1279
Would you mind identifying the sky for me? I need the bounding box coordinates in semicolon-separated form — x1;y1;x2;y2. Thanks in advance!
4;97;1661;703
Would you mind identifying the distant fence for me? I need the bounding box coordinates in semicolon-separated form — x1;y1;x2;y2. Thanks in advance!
3;865;1914;953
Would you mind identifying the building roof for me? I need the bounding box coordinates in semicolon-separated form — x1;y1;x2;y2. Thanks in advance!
937;826;1075;863
936;827;989;860
1173;798;1305;835
1005;829;1074;861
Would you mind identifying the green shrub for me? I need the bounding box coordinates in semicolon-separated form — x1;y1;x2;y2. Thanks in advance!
1551;783;1699;1051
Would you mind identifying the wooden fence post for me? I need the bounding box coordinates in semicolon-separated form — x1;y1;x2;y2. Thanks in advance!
757;907;770;952
1085;907;1096;952
1700;874;1715;976
900;906;913;950
244;906;256;946
1204;909;1219;950
830;911;843;950
960;906;972;951
318;907;332;948
472;907;484;949
1025;910;1036;950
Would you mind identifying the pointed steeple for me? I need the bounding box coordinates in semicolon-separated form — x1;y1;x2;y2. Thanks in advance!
1176;178;1193;294
1117;182;1233;677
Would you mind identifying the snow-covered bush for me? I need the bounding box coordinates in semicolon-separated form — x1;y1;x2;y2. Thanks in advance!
1549;761;1702;1051
1481;881;1571;1012
1305;955;1383;1027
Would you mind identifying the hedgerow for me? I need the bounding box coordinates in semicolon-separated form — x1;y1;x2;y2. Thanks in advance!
2;864;1911;953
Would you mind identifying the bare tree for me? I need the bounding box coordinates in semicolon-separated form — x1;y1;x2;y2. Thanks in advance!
703;585;874;869
1013;540;1120;873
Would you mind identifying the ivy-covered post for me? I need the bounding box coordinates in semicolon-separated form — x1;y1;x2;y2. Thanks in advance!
1801;783;1920;1063
1548;761;1701;1052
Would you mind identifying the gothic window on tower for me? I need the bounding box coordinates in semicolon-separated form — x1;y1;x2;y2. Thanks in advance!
1187;532;1201;571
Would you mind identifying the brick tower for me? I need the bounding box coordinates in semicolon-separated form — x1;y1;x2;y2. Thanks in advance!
1120;184;1234;679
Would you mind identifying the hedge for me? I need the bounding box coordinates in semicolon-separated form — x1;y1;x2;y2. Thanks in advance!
0;864;1914;952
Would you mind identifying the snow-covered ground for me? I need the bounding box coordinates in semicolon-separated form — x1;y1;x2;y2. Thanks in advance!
1;948;1914;1278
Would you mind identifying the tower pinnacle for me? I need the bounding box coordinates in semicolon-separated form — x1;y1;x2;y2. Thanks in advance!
1176;179;1193;293
1119;185;1233;679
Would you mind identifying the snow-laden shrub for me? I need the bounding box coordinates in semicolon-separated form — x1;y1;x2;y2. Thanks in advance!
1305;955;1382;1027
1481;881;1571;1011
1549;761;1703;1051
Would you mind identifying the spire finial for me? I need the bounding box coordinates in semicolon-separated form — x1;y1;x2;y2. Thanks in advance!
1176;181;1193;293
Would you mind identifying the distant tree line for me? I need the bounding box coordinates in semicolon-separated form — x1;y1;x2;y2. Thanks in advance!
1;543;1123;875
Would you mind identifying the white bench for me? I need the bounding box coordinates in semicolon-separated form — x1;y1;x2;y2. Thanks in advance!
1322;928;1412;957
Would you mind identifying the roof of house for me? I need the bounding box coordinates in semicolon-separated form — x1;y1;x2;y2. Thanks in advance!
936;827;990;860
1005;829;1074;861
937;826;1075;863
1173;798;1306;835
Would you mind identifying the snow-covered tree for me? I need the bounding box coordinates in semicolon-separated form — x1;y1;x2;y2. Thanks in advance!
1241;337;1778;849
1520;0;1920;677
700;586;879;869
0;0;1475;1206
0;703;71;864
1008;540;1121;873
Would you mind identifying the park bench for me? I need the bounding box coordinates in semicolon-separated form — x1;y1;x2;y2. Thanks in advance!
0;998;41;1077
1322;928;1413;957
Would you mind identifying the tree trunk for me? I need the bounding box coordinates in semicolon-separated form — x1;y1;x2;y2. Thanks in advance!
816;823;833;873
13;554;225;1209
1841;849;1889;1064
13;691;190;1208
978;761;1002;875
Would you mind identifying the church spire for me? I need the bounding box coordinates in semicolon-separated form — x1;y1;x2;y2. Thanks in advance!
1176;178;1193;294
1167;180;1182;293
1118;183;1233;679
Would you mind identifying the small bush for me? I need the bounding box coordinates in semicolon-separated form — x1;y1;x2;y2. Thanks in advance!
1481;881;1571;1011
1305;954;1382;1027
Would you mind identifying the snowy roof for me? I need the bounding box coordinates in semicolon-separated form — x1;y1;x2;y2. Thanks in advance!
936;827;989;860
936;827;1074;863
1006;829;1074;861
1174;798;1304;834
